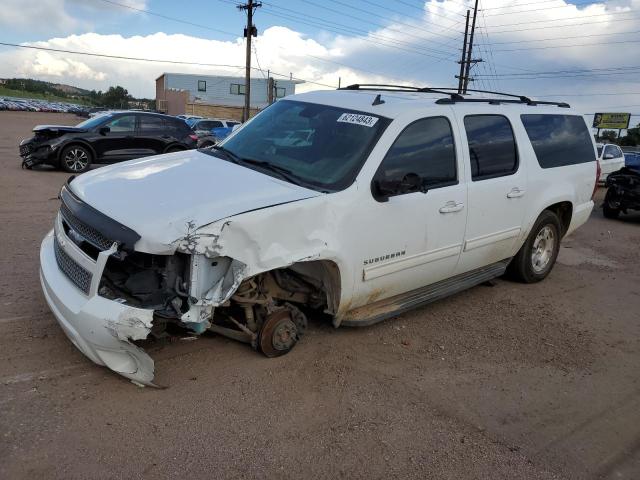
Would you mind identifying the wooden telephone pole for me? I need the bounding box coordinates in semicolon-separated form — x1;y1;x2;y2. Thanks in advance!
456;0;482;94
237;0;261;122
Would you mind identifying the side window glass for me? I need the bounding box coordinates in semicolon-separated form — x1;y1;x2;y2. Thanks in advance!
520;114;595;168
105;115;135;133
604;145;617;158
464;115;518;180
374;116;457;196
139;115;165;132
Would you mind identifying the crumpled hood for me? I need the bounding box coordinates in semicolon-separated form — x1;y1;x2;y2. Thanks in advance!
69;150;322;253
33;125;88;133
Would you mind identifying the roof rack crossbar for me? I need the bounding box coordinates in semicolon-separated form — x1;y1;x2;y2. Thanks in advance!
340;84;464;102
338;84;570;108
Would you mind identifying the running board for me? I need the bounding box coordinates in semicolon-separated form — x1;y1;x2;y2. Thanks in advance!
341;260;510;327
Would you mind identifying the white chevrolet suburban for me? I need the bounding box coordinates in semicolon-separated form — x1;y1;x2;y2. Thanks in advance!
40;86;598;386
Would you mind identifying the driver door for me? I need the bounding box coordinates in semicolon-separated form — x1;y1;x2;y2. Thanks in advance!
353;115;468;305
92;114;139;162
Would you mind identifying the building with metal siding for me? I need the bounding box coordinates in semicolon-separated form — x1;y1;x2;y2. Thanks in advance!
156;73;302;119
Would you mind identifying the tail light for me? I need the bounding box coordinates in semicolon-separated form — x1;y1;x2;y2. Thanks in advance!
189;134;198;141
592;160;601;200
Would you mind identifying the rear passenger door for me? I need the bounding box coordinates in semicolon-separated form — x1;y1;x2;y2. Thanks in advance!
138;114;169;156
456;114;527;274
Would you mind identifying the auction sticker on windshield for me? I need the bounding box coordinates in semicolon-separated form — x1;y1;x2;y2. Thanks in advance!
337;113;379;127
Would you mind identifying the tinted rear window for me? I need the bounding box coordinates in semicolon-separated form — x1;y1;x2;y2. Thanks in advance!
464;115;518;180
521;114;595;168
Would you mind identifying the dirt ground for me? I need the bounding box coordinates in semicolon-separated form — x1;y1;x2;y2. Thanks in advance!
0;111;639;479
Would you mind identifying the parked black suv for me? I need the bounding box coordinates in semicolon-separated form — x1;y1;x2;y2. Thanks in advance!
19;111;198;172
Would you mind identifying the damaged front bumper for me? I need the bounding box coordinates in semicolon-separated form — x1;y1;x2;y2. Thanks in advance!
19;139;57;168
40;226;157;386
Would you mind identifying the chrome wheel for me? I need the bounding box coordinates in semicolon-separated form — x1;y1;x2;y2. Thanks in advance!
531;225;555;273
63;148;89;172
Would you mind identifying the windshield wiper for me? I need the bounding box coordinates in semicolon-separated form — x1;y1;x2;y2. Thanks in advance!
212;145;242;164
236;158;305;186
211;147;307;188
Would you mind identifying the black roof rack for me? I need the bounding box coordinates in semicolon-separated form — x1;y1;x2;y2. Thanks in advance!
338;84;570;108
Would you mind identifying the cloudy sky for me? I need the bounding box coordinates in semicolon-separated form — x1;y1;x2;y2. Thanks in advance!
0;0;639;124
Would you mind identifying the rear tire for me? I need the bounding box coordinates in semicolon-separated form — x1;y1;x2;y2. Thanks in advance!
508;210;561;283
59;145;92;173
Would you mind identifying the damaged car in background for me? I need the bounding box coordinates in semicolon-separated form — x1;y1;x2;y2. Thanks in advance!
40;86;598;386
603;166;640;219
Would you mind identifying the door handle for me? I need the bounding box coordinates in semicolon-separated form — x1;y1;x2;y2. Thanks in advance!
439;201;464;214
507;187;525;198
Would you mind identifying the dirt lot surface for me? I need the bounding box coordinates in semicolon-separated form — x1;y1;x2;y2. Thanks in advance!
1;111;639;479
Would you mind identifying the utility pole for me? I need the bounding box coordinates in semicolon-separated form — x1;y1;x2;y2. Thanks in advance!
456;11;470;94
455;0;482;94
463;0;482;93
237;0;261;122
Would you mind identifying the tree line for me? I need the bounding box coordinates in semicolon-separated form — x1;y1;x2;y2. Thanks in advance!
2;78;154;109
599;124;640;146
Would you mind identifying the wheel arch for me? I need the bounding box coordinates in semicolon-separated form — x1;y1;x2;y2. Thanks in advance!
543;201;573;237
282;259;342;316
163;143;186;153
56;140;96;165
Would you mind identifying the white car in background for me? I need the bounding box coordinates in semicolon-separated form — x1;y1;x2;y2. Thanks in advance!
596;143;625;181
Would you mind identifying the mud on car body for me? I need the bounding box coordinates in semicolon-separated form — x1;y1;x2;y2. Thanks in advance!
40;87;598;385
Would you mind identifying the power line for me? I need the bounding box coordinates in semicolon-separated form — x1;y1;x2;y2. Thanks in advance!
492;38;640;52
323;0;463;38
483;11;640;30
299;0;461;43
0;41;336;89
358;0;464;33
223;0;456;55
483;3;634;16
99;0;406;84
95;0;238;37
249;2;457;61
485;30;640;45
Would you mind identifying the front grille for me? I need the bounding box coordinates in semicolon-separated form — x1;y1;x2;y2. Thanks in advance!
54;236;93;294
19;144;32;156
60;202;115;251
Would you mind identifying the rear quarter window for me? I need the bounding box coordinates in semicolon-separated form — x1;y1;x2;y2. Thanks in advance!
520;114;596;168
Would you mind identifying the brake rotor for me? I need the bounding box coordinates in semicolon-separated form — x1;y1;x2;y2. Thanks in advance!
258;308;304;358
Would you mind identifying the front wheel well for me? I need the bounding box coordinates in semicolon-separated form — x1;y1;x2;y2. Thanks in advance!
57;141;96;164
164;144;186;153
543;201;573;237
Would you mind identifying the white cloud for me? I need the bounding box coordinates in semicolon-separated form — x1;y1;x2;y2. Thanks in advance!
0;0;637;115
0;0;82;33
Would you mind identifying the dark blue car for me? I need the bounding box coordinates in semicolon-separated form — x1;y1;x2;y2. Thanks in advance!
624;152;640;170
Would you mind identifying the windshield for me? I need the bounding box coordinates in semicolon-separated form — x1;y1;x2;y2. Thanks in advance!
76;114;112;129
209;100;390;191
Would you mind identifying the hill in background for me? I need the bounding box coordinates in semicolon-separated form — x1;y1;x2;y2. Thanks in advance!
0;78;154;109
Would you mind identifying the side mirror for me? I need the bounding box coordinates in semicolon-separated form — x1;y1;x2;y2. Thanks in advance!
603;153;614;160
99;126;110;135
371;173;426;202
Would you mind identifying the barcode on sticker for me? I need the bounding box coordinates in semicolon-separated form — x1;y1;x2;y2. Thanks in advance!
337;113;379;127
